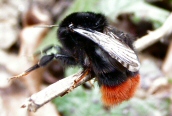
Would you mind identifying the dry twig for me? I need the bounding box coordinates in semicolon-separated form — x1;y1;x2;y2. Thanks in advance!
21;71;93;112
134;13;172;51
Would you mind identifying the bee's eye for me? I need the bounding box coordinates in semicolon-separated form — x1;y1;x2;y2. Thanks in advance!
68;23;74;32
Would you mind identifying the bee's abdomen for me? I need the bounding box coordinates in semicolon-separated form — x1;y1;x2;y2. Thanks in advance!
100;74;140;106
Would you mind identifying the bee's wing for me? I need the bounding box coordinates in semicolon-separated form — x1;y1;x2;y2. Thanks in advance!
73;28;140;72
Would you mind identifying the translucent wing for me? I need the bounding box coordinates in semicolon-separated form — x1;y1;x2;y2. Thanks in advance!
73;28;140;72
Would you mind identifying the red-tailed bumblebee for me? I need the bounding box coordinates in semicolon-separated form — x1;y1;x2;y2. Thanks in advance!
12;12;140;107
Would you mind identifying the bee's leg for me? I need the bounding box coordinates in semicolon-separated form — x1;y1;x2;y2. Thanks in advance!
54;54;77;65
34;45;65;57
55;54;92;92
10;54;55;80
10;54;77;80
34;45;72;62
34;44;74;59
67;68;91;93
34;45;55;56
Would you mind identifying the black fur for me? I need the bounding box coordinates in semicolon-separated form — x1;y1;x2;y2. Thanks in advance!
57;12;138;87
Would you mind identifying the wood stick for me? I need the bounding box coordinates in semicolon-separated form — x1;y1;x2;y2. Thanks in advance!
21;71;93;112
134;13;172;51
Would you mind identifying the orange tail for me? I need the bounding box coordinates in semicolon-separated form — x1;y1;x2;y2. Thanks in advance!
101;74;140;107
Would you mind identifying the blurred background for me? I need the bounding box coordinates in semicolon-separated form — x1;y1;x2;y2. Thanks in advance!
0;0;172;116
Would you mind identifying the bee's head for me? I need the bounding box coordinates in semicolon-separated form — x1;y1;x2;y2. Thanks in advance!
57;12;108;48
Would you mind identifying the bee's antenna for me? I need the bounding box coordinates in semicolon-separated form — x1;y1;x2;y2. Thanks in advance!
34;25;59;28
